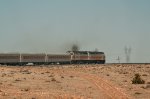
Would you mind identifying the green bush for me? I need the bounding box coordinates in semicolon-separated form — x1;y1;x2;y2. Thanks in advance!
132;73;145;84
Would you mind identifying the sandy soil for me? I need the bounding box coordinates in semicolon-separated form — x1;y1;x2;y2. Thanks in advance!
0;64;149;99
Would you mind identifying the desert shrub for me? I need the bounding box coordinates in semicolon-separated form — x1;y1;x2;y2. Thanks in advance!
135;92;142;94
1;73;6;77
56;81;61;83
49;75;54;77
24;88;29;91
123;80;127;82
15;79;21;82
51;78;56;81
142;74;148;76
70;76;74;78
21;88;29;91
1;92;7;96
145;84;150;89
123;72;128;74
45;80;50;82
45;71;50;73
141;84;150;89
147;82;150;84
132;73;145;84
20;70;32;74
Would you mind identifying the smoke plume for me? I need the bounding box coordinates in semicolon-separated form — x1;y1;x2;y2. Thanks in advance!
71;44;80;51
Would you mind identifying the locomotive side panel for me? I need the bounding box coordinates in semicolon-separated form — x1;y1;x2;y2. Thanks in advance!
89;52;105;63
89;54;105;60
80;55;89;60
71;54;80;60
70;51;88;61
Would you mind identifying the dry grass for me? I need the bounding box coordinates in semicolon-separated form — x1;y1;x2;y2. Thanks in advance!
0;64;150;99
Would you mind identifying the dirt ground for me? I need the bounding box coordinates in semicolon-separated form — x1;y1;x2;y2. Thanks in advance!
0;64;150;99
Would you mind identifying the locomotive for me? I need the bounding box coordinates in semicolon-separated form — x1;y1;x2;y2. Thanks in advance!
0;51;105;65
67;51;105;64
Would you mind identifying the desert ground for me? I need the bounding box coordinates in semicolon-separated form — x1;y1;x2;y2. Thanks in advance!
0;64;150;99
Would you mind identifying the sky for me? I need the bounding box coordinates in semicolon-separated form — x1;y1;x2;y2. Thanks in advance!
0;0;150;63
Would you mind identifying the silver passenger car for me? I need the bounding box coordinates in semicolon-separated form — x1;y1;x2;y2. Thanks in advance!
21;53;46;65
0;53;20;65
47;54;71;64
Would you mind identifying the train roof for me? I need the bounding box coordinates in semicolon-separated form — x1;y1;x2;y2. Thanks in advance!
0;53;20;54
67;51;104;54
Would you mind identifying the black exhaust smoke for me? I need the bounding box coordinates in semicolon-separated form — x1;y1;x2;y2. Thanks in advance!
71;44;80;51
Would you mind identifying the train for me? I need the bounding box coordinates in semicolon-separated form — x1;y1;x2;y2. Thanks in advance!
0;51;105;65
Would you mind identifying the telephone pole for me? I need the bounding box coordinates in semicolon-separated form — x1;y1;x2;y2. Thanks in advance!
116;56;120;63
124;46;131;63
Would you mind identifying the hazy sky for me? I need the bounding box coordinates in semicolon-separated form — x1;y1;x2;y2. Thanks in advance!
0;0;150;63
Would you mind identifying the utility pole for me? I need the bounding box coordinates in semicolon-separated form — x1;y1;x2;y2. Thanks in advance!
125;46;131;63
116;56;120;63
